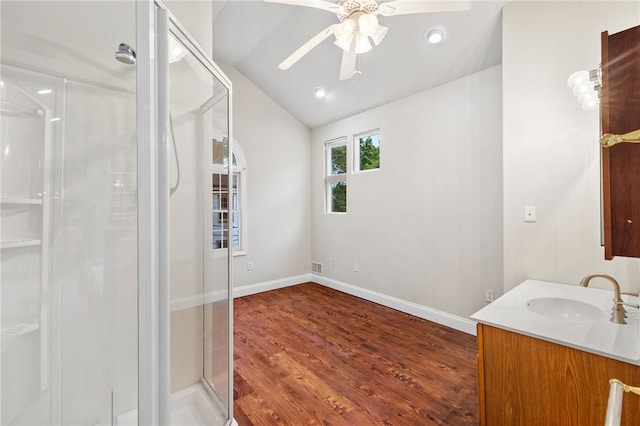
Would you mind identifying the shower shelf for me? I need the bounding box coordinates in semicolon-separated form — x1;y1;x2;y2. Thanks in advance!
1;239;42;249
0;198;43;205
1;323;40;347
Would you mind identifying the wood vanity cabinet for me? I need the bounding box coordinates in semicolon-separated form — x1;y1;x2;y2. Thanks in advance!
477;324;640;426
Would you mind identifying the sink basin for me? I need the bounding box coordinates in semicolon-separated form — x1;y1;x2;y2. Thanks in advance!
526;297;604;321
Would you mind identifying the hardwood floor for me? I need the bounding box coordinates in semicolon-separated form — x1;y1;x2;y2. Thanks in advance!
233;283;479;425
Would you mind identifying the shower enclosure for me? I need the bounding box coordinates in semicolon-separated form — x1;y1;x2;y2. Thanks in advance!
0;1;234;425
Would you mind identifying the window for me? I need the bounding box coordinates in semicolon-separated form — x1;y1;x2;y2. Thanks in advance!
354;130;380;172
212;172;229;249
325;137;347;213
212;138;246;254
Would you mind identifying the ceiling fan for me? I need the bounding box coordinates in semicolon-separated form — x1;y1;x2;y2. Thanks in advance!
266;0;471;80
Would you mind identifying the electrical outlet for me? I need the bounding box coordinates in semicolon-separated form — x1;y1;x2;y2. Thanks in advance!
331;258;336;267
354;262;359;272
524;205;537;222
484;289;495;302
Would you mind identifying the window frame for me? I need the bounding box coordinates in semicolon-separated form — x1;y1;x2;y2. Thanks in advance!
325;137;348;214
212;144;247;256
353;129;381;173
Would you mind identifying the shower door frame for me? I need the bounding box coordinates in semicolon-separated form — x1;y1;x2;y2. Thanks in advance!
136;1;234;424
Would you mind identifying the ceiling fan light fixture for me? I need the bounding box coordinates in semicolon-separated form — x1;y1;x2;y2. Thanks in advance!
334;36;353;52
425;26;447;44
358;13;379;37
335;18;356;51
355;33;372;54
370;24;388;46
341;18;356;35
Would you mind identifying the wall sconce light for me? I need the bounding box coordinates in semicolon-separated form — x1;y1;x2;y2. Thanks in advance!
567;67;601;111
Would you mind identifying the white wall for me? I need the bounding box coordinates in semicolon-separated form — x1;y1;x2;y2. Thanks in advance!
310;65;503;318
220;64;312;288
503;1;640;293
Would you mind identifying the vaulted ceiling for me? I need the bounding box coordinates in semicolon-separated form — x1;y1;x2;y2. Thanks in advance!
211;0;506;128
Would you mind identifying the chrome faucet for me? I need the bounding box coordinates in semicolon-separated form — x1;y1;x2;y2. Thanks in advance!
579;273;639;324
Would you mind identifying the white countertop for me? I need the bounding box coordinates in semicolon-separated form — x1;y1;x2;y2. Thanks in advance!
471;279;640;365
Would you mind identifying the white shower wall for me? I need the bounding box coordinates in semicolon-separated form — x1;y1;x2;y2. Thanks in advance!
1;66;139;425
57;78;138;424
1;71;52;426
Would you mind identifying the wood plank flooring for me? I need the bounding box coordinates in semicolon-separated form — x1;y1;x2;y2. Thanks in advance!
233;282;479;425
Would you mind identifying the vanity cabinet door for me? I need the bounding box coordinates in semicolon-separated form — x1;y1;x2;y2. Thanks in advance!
477;324;640;426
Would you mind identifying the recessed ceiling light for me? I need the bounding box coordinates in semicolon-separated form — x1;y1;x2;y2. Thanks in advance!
313;87;327;98
425;26;447;44
37;89;53;95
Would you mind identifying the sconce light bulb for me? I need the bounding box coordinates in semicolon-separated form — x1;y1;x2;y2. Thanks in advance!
579;92;599;111
573;83;591;97
567;70;589;90
581;100;599;111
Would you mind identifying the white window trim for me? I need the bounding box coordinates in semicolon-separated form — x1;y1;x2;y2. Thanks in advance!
353;128;381;174
325;137;348;214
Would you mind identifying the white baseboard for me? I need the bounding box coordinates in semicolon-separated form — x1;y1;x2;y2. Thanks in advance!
233;274;312;298
313;276;477;335
233;274;477;336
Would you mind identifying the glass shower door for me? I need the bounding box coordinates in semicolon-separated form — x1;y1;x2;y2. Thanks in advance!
165;14;232;425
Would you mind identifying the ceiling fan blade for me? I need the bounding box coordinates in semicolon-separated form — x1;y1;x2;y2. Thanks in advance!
377;0;471;16
279;24;340;70
264;0;344;14
339;43;357;80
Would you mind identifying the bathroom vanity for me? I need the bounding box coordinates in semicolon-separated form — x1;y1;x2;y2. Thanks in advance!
472;280;640;426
